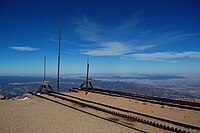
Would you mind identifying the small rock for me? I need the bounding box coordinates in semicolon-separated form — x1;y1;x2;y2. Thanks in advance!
0;94;8;100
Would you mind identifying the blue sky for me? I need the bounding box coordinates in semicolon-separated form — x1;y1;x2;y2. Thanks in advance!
0;0;200;75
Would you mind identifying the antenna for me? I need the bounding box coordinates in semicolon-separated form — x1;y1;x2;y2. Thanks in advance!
36;56;53;94
44;56;46;81
57;16;62;92
79;58;93;95
85;58;89;94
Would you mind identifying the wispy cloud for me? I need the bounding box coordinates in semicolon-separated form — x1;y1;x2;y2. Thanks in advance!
82;42;133;56
49;38;72;43
135;45;156;50
72;14;199;60
73;15;102;42
131;51;200;62
117;12;142;34
153;32;199;45
73;14;148;56
10;46;39;51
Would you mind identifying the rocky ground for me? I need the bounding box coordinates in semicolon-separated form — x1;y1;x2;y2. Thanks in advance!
175;98;200;103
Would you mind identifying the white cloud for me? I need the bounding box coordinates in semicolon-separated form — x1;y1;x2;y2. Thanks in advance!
152;32;199;45
73;15;101;42
72;14;199;59
49;38;72;43
131;51;200;61
82;42;133;56
135;45;156;50
10;46;39;51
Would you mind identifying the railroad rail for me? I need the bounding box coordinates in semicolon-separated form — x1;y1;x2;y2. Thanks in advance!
50;91;200;132
28;91;146;133
29;91;200;133
76;88;200;111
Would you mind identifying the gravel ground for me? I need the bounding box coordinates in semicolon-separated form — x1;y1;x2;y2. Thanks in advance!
0;95;139;133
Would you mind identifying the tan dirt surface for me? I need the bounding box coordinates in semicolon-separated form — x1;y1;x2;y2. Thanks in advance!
66;91;200;128
0;95;140;133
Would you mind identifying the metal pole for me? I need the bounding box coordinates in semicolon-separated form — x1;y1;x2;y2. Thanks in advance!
86;58;89;81
57;16;62;92
44;56;46;81
85;58;89;94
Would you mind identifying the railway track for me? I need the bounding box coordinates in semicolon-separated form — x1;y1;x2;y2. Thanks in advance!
80;88;200;111
29;91;200;133
28;91;147;133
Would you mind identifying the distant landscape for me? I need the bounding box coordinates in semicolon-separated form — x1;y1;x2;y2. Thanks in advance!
1;74;200;99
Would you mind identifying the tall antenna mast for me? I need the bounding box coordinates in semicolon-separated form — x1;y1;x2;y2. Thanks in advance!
57;16;62;92
85;58;89;93
44;56;46;81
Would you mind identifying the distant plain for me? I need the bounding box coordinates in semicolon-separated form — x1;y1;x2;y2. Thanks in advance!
1;74;200;99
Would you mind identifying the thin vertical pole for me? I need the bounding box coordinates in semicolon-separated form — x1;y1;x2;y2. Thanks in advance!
85;58;89;94
86;58;89;81
57;16;62;92
44;56;46;81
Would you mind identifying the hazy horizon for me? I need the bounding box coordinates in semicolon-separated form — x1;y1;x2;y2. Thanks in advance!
0;72;200;78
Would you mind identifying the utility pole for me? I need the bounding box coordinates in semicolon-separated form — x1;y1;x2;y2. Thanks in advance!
85;58;89;93
57;16;62;92
44;56;46;81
